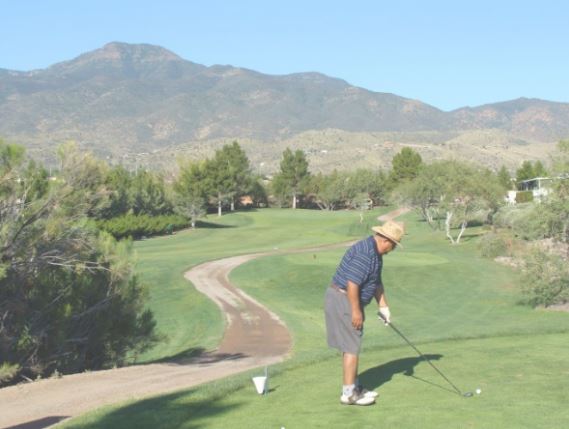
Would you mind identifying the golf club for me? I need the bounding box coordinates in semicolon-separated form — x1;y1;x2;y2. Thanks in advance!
378;313;474;398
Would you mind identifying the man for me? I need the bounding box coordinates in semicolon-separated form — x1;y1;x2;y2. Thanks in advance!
324;220;404;406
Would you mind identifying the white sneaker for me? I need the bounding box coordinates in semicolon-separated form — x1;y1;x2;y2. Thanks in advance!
340;390;376;406
357;385;379;399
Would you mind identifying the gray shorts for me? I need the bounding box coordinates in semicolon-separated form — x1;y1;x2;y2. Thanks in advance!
324;286;363;354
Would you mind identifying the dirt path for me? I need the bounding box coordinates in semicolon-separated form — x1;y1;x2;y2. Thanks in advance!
0;208;406;429
378;207;410;221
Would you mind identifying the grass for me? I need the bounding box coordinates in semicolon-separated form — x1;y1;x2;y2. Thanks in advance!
132;207;388;362
61;209;569;428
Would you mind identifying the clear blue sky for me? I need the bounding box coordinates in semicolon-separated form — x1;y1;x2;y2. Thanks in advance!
1;0;567;111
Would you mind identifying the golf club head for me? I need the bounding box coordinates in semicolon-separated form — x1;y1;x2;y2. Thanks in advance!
463;392;473;397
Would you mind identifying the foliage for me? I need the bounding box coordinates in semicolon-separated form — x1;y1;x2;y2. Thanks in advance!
129;170;173;217
493;204;548;241
533;160;548;177
541;139;569;247
515;160;548;185
0;142;157;385
389;147;423;184
515;160;535;183
272;148;310;209
396;160;504;242
173;160;210;228
246;177;269;208
497;165;513;190
97;214;190;239
220;142;253;209
205;142;254;216
521;249;569;307
393;163;446;229
515;190;533;203
306;168;385;211
478;231;513;258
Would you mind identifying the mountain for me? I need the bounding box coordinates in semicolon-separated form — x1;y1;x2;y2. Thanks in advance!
0;42;568;171
451;98;569;142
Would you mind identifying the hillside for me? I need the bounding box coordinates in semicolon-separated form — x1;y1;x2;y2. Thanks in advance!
0;42;568;171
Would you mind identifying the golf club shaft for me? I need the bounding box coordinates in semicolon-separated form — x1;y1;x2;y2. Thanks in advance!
387;322;463;396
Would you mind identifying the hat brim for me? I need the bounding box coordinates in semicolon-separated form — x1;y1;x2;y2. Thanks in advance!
371;226;403;248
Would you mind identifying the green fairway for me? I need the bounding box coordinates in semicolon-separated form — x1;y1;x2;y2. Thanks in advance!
132;208;387;362
61;209;569;428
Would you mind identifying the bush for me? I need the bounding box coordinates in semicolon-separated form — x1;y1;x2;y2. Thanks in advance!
515;191;534;203
98;214;190;239
493;204;548;241
521;249;569;307
0;362;20;384
478;231;512;258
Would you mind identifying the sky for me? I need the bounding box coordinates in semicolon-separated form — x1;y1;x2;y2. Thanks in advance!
1;0;568;111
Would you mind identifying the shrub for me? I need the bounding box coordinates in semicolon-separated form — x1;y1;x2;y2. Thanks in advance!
521;249;569;307
493;204;548;241
98;214;190;239
0;363;20;384
478;231;512;258
515;191;534;203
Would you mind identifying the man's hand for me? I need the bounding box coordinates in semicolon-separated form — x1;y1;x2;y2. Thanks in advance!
352;308;363;330
378;306;391;325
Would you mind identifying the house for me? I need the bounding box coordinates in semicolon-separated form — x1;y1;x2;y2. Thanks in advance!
517;177;553;200
506;175;567;204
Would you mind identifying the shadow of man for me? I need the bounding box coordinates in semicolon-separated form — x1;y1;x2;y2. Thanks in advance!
359;354;456;394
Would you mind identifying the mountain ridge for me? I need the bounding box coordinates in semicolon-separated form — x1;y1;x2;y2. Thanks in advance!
0;42;568;171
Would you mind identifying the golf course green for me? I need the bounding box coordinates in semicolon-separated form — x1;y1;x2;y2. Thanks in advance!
61;208;569;429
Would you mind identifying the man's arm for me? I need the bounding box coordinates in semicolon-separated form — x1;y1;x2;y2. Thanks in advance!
374;283;387;307
375;284;391;324
346;280;363;330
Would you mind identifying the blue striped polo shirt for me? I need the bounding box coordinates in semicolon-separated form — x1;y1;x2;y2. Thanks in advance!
332;236;383;305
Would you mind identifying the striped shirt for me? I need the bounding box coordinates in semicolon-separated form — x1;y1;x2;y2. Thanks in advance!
332;236;383;305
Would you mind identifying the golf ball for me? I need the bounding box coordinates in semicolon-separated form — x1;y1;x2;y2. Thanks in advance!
476;388;481;395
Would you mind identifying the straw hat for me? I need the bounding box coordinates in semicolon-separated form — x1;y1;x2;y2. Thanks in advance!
371;220;405;247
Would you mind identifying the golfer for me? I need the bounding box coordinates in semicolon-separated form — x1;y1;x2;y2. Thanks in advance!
324;220;404;406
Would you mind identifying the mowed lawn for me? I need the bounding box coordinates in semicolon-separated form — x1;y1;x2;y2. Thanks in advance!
131;207;387;362
61;209;569;428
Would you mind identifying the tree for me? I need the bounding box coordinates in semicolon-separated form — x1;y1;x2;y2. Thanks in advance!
0;142;157;384
309;171;347;211
101;165;133;219
397;160;503;243
533;160;548;178
516;160;535;183
273;148;310;209
395;163;446;229
128;170;172;216
213;142;253;211
345;168;386;208
390;147;423;184
543;140;569;252
174;160;210;228
440;162;503;244
497;165;513;191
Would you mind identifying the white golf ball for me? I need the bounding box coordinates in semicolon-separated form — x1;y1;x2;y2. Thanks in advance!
476;388;481;395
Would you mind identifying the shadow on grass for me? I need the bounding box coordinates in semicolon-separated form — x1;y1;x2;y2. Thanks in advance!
62;389;244;429
139;347;249;366
5;416;69;429
195;220;236;229
359;354;457;395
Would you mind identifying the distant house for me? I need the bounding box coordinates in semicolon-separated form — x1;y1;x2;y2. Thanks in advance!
517;177;553;200
506;176;566;204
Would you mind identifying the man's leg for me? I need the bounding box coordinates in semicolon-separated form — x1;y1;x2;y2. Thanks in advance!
343;352;358;386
